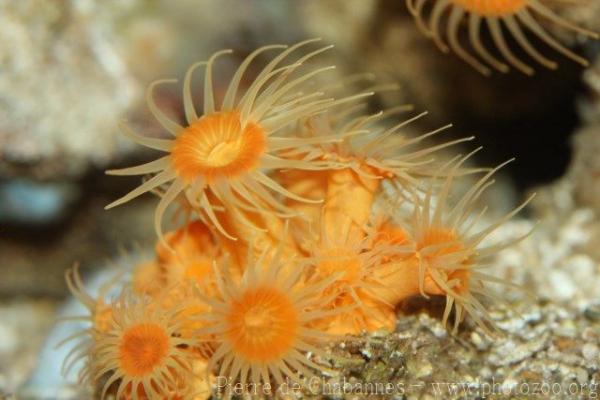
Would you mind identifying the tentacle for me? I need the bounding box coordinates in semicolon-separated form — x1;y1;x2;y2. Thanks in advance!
468;14;510;73
517;8;590;67
146;79;183;136
154;179;186;247
503;14;558;69
409;0;431;36
429;0;451;52
203;49;233;115
118;122;173;151
528;0;599;38
487;16;534;75
447;6;492;75
222;44;287;111
182;61;206;123
106;156;170;176
105;169;177;209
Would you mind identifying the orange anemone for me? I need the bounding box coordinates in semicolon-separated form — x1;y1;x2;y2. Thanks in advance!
93;292;196;399
192;248;342;398
381;154;534;332
106;39;370;242
406;0;599;75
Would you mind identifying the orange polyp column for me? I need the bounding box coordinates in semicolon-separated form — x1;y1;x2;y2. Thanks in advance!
324;167;380;239
322;295;397;335
376;258;447;305
155;220;214;262
279;169;329;247
214;201;299;271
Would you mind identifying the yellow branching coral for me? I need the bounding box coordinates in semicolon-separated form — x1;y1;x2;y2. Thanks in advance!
406;0;599;75
63;40;538;398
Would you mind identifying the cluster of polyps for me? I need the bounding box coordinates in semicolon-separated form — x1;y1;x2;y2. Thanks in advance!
63;40;533;399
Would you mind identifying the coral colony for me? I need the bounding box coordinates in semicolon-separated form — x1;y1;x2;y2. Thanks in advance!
406;0;599;75
62;39;538;399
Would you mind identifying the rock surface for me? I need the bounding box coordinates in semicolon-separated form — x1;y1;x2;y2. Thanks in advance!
315;301;600;400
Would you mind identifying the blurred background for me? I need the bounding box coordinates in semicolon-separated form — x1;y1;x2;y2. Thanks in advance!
1;0;599;397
